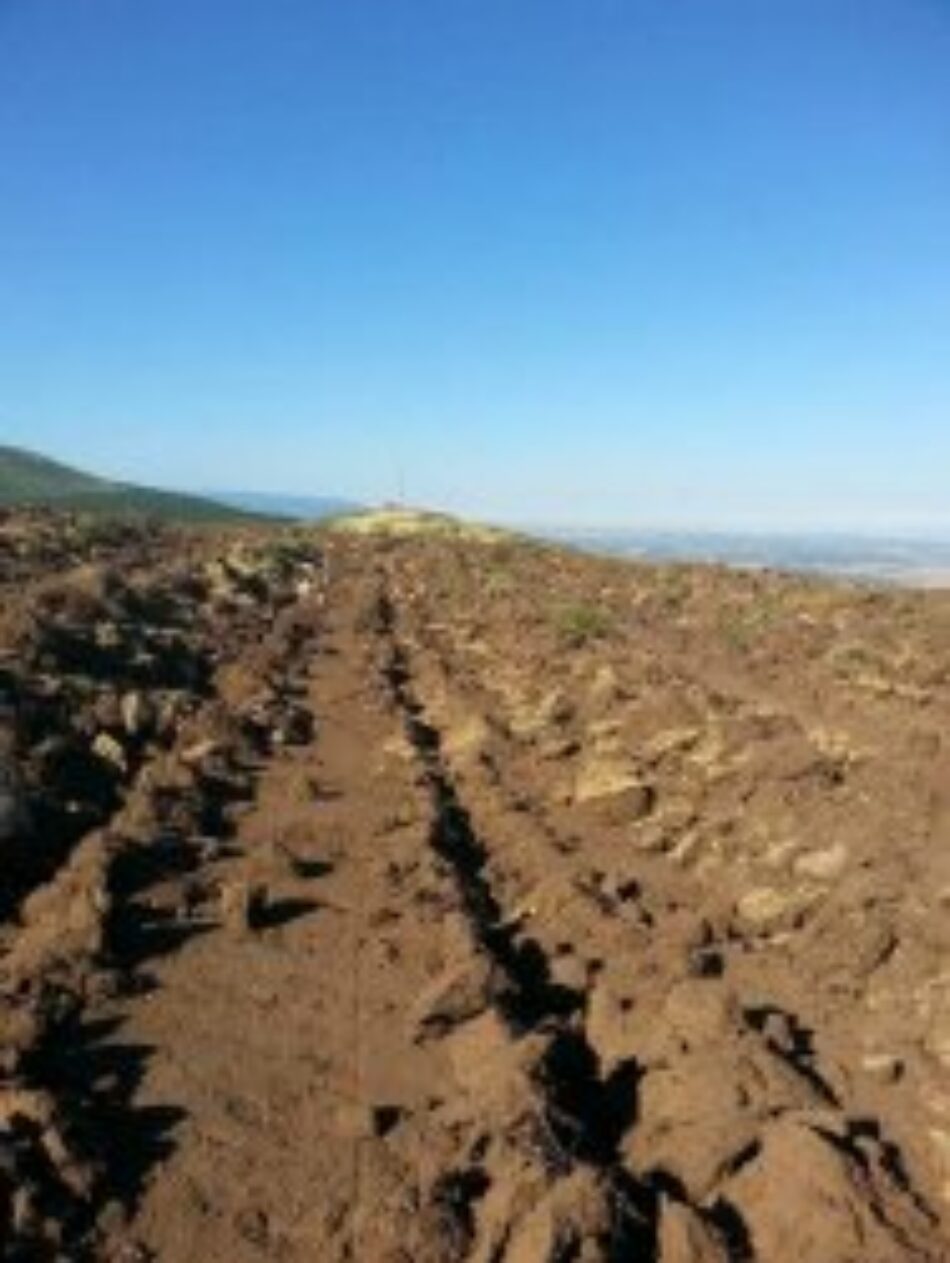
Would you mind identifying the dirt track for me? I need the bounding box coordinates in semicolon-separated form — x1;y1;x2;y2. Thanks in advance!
2;512;950;1260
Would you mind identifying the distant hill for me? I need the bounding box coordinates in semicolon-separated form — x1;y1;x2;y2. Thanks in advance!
206;489;362;521
0;446;263;522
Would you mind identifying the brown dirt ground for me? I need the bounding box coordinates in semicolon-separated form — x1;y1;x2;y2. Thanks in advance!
2;510;950;1261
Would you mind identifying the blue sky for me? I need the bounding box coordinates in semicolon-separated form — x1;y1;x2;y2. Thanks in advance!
1;0;948;529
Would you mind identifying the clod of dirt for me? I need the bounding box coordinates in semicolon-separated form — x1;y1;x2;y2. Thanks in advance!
656;1197;730;1263
499;1168;616;1263
219;879;267;932
723;1114;938;1261
8;830;115;985
413;954;499;1041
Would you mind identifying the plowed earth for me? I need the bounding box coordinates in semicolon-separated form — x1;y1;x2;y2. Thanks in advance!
2;510;950;1261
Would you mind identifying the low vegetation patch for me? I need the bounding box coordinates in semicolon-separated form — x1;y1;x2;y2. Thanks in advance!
553;601;613;646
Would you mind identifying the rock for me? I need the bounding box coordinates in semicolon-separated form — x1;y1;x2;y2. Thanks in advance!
181;738;219;767
756;1008;799;1057
538;734;580;761
575;759;635;803
860;1052;903;1082
156;694;187;738
687;945;724;978
585;717;622;747
219;880;266;932
10;1183;40;1238
548;950;589;993
92;731;128;775
510;689;574;740
536;689;575;728
443;715;492;763
643;727;702;764
574;759;656;822
587;664;623;712
736;886;806;929
121;690;154;737
0;1087;55;1131
0;1003;41;1077
334;1101;405;1140
792;843;849;882
40;1122;93;1197
224;548;257;580
93;620;122;650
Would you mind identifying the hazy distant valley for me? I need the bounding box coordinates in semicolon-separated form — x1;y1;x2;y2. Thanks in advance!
550;526;950;588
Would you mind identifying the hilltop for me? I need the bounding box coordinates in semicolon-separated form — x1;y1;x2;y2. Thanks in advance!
0;445;261;521
325;503;513;542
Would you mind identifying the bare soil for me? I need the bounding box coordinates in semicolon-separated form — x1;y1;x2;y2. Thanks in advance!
2;509;950;1261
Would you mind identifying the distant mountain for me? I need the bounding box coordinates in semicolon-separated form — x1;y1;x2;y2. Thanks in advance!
0;445;262;522
205;489;362;520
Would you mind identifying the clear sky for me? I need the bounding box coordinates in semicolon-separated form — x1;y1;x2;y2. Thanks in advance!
1;0;948;530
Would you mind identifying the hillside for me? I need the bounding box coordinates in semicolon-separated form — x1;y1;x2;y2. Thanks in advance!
0;445;260;521
2;510;950;1259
